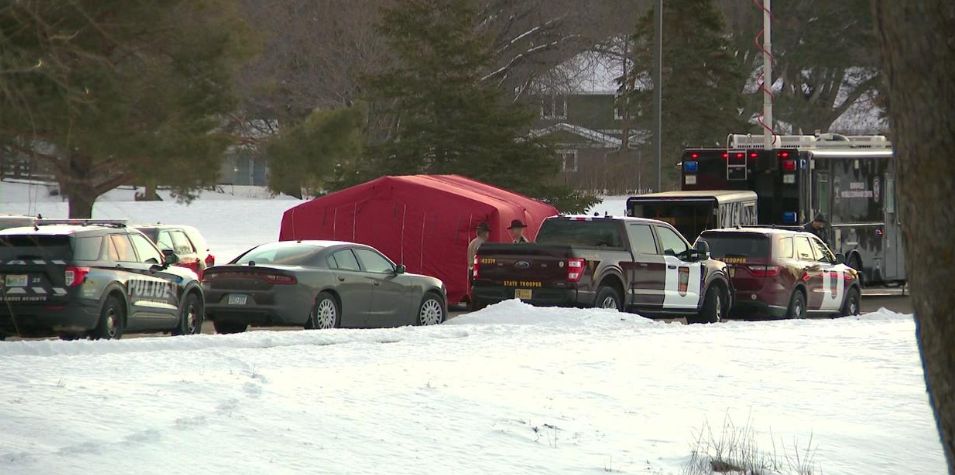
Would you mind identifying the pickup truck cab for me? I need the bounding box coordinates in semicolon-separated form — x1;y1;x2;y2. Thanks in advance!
471;216;732;323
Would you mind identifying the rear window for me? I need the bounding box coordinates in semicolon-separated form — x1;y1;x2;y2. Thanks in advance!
698;233;770;260
629;201;715;242
234;243;325;265
0;235;72;260
537;220;624;248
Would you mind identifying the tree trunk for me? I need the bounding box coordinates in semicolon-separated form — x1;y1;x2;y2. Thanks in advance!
873;2;955;472
67;193;95;219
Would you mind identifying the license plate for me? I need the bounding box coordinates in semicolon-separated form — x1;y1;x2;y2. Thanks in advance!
4;275;28;287
514;289;532;300
228;294;248;305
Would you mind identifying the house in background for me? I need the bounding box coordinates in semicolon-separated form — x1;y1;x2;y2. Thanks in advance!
523;58;653;195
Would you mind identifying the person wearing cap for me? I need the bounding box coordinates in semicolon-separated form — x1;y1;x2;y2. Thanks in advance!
507;219;530;243
803;213;831;246
467;222;490;273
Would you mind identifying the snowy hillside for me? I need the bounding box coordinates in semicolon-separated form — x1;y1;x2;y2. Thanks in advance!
0;302;945;474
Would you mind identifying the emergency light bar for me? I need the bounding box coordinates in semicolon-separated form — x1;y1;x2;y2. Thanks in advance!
36;219;128;228
727;133;891;150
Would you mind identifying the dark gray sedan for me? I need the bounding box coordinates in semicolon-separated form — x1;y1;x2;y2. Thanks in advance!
202;241;447;333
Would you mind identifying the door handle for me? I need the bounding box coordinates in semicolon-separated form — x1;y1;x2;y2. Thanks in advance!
667;265;677;269
639;263;648;267
337;277;345;282
373;281;380;286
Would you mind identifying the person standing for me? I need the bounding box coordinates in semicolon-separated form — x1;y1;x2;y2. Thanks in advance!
467;222;490;272
803;213;832;246
507;219;530;243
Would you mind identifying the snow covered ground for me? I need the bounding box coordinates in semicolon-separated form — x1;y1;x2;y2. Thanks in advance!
0;302;945;474
0;181;945;473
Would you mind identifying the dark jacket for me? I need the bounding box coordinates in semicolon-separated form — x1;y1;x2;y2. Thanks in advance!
803;222;831;246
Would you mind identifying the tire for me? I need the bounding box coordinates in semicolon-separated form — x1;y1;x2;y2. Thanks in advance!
307;292;340;330
785;290;807;319
92;295;126;340
417;292;446;326
594;285;622;311
694;285;724;324
841;286;861;317
173;293;203;336
213;320;248;334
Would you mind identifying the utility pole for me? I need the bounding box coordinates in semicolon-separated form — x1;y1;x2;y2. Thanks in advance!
762;0;773;150
654;0;663;191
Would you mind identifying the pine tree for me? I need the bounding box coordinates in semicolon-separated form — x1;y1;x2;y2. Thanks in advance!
626;0;750;190
360;0;596;212
0;1;254;218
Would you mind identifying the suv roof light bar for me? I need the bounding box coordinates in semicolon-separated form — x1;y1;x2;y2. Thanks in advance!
36;219;128;228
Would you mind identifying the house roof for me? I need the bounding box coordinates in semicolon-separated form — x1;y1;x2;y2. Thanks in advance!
529;123;621;148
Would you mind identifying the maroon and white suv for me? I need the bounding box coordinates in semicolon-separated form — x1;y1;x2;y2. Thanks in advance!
134;225;215;280
696;228;861;319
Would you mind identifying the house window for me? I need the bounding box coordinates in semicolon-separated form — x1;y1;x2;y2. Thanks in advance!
558;149;578;172
541;95;567;120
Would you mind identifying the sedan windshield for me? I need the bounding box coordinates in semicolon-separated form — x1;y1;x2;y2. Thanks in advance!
234;243;325;265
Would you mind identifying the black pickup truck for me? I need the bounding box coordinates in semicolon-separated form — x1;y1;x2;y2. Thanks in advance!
471;216;732;323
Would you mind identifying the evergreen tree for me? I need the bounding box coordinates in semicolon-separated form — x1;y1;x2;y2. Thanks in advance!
625;0;749;190
0;1;254;217
361;0;597;212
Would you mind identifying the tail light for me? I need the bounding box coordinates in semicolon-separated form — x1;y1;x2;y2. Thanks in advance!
263;274;297;285
472;255;480;280
65;266;90;287
205;253;215;267
782;159;797;172
747;265;780;278
567;258;586;282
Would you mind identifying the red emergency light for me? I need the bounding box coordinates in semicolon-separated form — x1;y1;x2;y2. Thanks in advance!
782;160;797;172
778;151;790;159
690;152;700;160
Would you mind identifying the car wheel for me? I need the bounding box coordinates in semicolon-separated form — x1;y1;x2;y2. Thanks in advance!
594;286;622;311
785;290;807;319
695;285;723;324
92;295;125;340
841;286;861;317
173;293;203;336
213;320;248;334
417;292;446;326
308;292;340;330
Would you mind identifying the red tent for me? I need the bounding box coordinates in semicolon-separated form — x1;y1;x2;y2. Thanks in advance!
278;175;558;304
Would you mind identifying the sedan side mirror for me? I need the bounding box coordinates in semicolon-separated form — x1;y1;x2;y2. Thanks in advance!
394;264;407;274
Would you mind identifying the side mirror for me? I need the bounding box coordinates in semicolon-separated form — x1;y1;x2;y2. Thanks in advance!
162;249;180;266
694;241;711;260
394;264;406;274
835;253;846;264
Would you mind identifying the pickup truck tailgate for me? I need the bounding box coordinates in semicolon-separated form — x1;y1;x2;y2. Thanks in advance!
475;244;574;285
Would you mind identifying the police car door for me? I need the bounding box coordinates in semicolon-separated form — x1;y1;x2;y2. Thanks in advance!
809;236;844;313
108;233;178;329
654;225;704;311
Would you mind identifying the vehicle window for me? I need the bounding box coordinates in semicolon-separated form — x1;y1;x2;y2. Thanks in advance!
698;233;770;260
629;201;715;243
795;236;815;261
627;224;658;254
156;231;175;251
329;249;361;271
656;226;689;256
536;219;624;248
234;243;325;265
0;235;72;260
353;248;395;273
811;238;835;263
108;234;137;262
72;237;103;261
170;231;196;255
774;237;794;259
129;233;163;264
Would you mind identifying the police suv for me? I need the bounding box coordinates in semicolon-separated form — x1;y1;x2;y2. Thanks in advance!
0;220;204;340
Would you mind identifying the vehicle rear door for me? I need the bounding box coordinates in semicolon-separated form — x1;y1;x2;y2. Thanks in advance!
353;248;411;327
108;233;178;329
0;235;73;305
327;248;373;327
654;225;703;311
808;237;844;313
794;235;825;310
624;223;665;310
